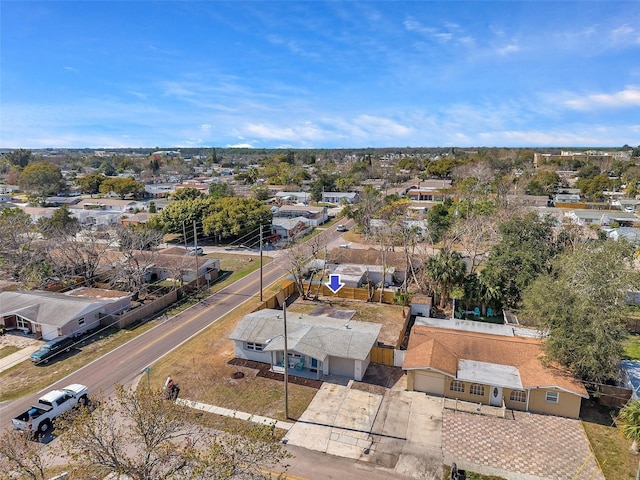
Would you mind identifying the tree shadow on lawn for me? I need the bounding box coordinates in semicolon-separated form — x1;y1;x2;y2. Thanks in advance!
580;398;618;426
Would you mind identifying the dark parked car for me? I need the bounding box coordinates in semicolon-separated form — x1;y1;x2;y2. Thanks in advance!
30;336;75;364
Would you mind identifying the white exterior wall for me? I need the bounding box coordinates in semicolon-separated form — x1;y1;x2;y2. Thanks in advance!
232;341;271;363
354;354;371;381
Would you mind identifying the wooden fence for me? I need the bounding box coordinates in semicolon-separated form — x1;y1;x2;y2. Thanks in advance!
253;280;297;312
370;346;394;366
302;282;396;304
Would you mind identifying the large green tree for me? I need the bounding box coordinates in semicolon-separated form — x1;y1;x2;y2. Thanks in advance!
522;241;639;383
525;170;560;196
99;177;145;199
203;197;272;240
208;182;235;200
76;173;106;196
37;205;80;238
19;162;64;201
148;197;212;235
480;212;558;309
7;148;32;168
425;248;467;309
172;187;203;201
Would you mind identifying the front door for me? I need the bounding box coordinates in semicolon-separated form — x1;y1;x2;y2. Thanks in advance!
490;386;503;406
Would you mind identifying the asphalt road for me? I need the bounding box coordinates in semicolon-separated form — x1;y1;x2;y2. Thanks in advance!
0;259;287;424
0;220;402;479
0;219;355;427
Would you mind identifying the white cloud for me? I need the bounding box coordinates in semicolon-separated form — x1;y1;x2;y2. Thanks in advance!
403;17;475;48
496;44;520;56
226;142;255;148
564;86;640;110
243;121;326;142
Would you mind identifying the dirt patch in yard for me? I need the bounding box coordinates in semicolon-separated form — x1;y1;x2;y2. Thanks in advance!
228;358;323;389
148;287;319;422
287;297;408;347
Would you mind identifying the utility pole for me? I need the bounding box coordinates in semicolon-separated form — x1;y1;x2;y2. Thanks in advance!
283;301;289;420
259;224;264;302
182;221;188;249
193;221;199;288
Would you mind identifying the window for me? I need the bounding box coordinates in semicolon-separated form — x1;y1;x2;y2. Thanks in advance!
510;390;526;403
78;317;85;326
470;384;485;396
450;380;465;393
545;391;559;403
246;342;264;351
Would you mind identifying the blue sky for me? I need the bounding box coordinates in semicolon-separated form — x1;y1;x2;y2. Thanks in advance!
1;1;639;149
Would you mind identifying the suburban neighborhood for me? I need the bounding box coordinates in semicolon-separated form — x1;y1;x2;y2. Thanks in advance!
1;144;640;480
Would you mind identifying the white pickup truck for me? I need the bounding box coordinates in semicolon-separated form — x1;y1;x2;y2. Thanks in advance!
12;384;89;436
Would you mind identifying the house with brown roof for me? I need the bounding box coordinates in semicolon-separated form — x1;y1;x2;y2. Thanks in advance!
402;325;588;418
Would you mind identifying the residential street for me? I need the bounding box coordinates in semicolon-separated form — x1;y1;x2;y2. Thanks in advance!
0;259;287;426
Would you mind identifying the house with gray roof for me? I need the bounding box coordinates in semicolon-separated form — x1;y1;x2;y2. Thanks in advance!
229;309;381;381
0;289;131;340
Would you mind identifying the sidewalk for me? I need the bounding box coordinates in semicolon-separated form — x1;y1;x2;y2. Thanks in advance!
0;344;41;373
176;398;295;431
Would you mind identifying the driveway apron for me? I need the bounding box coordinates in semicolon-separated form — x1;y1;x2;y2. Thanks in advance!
442;409;605;480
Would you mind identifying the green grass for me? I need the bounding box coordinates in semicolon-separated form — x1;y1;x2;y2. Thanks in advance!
0;345;20;359
623;334;640;360
581;401;637;479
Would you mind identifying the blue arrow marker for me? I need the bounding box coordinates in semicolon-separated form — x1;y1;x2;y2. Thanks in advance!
326;274;345;294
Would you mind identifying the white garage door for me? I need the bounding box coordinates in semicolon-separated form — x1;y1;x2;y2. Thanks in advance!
329;356;354;378
413;371;445;395
41;325;59;341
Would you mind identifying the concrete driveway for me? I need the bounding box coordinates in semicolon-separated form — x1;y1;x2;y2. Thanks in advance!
284;375;444;480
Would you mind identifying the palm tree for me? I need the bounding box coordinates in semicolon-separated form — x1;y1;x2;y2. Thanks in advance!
425;248;466;309
618;400;640;455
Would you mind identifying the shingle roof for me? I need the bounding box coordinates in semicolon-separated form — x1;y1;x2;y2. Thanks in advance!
229;309;381;361
0;291;111;328
403;325;587;397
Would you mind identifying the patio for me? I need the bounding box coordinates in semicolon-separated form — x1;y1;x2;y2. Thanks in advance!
271;363;321;381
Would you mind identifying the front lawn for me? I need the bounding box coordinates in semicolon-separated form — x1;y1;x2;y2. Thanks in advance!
581;401;637;479
623;334;640;360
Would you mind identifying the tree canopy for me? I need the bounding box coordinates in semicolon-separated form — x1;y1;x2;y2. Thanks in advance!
480;212;558;309
99;177;145;199
19;162;64;201
203;197;272;239
76;173;106;195
522;240;640;383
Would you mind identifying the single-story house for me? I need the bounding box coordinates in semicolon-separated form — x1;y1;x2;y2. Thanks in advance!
403;325;588;418
271;217;313;241
607;227;640;243
229;309;381;381
71;198;143;213
321;192;359;204
565;209;636;227
331;263;395;288
275;191;311;204
0;289;131;340
273;205;328;226
121;212;154;227
102;250;220;284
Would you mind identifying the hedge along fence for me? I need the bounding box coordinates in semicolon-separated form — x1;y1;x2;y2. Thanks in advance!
301;281;396;304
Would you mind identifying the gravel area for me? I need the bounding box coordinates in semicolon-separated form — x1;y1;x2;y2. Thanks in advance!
0;332;40;348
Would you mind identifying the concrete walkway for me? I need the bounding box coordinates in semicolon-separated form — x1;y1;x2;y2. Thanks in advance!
0;344;41;373
176;398;295;431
